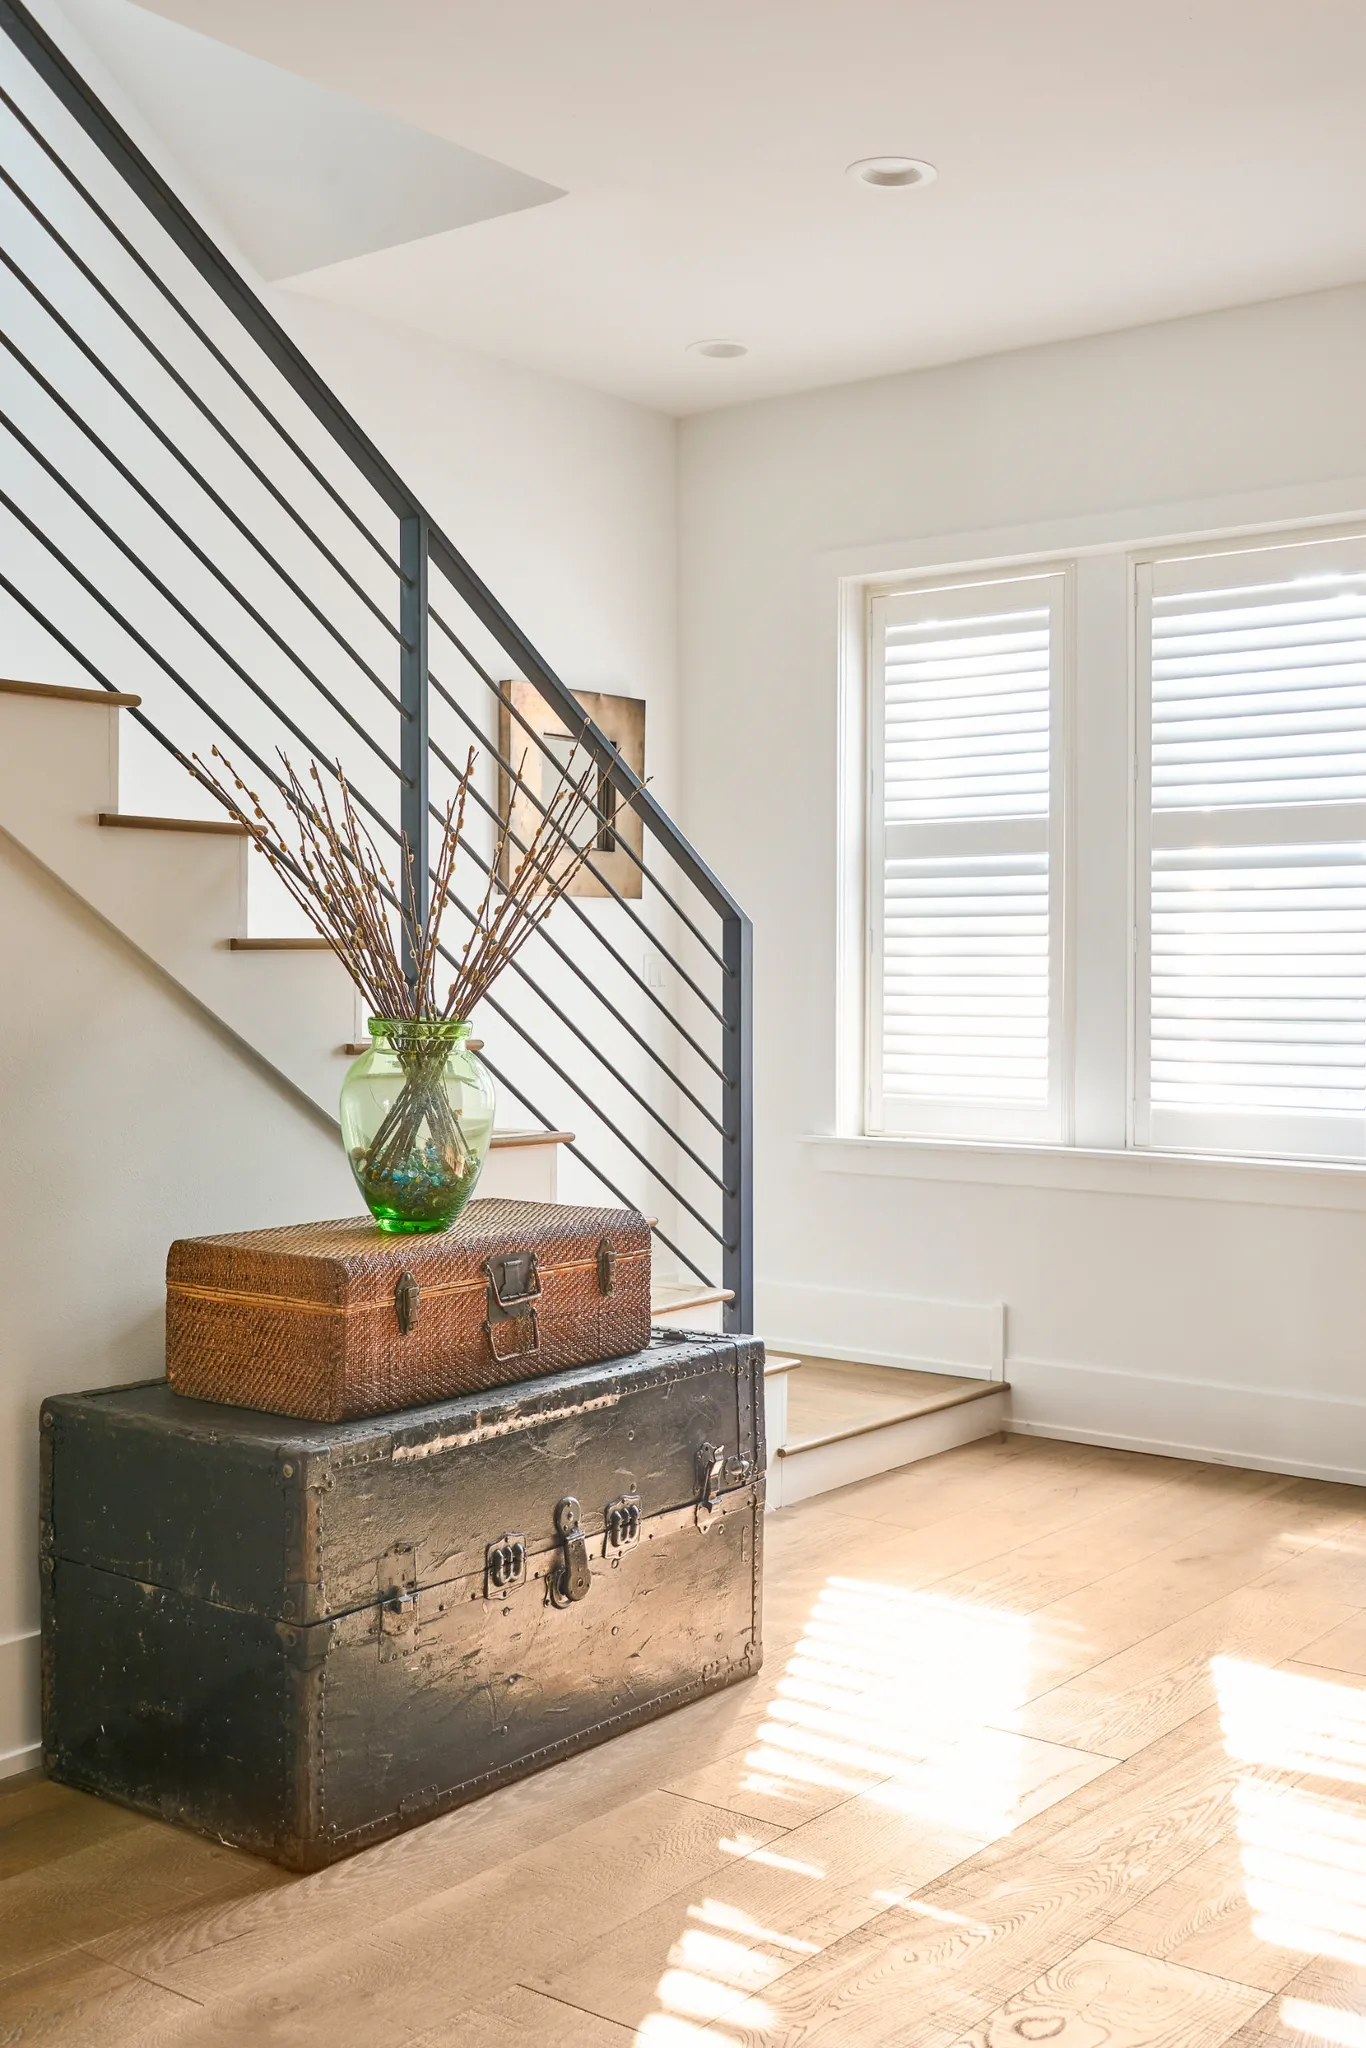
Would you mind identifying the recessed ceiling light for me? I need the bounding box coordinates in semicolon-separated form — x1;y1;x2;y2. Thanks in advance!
687;339;748;359
847;156;937;189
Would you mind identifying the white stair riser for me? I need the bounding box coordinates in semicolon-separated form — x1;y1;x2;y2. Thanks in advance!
768;1389;1008;1509
764;1370;790;1455
477;1143;559;1203
651;1299;726;1332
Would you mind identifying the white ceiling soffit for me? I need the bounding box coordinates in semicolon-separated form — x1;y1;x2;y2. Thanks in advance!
113;2;1366;411
55;0;563;283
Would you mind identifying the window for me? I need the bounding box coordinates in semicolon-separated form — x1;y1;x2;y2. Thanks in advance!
858;520;1366;1166
1135;532;1366;1160
866;569;1070;1142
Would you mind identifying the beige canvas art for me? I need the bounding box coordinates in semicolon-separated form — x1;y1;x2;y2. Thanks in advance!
497;681;646;898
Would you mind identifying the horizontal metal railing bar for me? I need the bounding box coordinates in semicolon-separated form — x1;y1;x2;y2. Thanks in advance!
429;602;727;969
0;0;747;932
0;328;406;726
427;870;727;1237
0;156;402;646
424;817;729;1190
0;242;402;708
0;537;727;1264
456;937;727;1195
429;672;726;1025
0;78;399;578
0;484;404;852
0;561;725;1286
469;1041;714;1287
459;976;726;1248
427;726;727;1088
0;406;403;774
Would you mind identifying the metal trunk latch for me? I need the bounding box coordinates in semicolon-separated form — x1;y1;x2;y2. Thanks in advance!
548;1496;592;1606
604;1494;642;1548
695;1443;727;1531
378;1541;420;1657
484;1250;541;1363
697;1443;726;1510
486;1534;527;1595
596;1239;618;1294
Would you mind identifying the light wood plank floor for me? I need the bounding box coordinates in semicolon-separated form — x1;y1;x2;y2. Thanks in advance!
6;1432;1366;2045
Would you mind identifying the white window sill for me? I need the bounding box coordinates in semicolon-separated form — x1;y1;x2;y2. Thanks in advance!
803;1134;1366;1213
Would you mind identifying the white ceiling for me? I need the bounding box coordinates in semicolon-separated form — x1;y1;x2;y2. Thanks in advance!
122;0;1366;413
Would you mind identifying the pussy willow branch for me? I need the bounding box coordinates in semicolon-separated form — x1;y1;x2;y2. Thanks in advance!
191;742;605;1024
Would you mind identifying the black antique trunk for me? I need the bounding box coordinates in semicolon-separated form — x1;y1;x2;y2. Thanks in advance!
40;1333;764;1869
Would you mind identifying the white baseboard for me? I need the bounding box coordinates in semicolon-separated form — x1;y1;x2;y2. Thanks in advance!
0;1631;39;1774
1006;1355;1366;1488
770;1388;1007;1508
758;1281;1004;1378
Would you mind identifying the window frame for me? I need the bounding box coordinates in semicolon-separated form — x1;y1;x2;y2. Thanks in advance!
864;563;1075;1145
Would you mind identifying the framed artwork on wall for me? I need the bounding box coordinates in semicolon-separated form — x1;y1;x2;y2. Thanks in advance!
497;682;646;899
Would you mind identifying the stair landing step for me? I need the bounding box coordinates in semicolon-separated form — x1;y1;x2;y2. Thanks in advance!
228;937;331;951
100;812;246;836
778;1376;1003;1458
768;1357;1009;1509
1;677;140;708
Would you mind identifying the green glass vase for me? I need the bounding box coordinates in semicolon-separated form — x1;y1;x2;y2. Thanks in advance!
339;1019;495;1233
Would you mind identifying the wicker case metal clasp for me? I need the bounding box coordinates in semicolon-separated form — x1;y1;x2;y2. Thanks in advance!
483;1249;541;1362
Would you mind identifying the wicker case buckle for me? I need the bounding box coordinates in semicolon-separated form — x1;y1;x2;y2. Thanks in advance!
484;1250;541;1362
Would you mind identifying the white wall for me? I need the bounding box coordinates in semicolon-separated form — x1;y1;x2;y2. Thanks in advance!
0;829;358;1773
678;281;1366;1481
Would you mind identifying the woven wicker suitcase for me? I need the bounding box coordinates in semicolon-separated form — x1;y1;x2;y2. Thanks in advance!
166;1198;652;1421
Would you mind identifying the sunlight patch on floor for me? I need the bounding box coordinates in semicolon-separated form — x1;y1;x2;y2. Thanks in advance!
1215;1654;1366;2042
1279;2001;1366;2047
633;1573;1033;2042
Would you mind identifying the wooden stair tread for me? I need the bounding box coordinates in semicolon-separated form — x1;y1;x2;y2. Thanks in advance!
0;676;140;708
650;1283;734;1315
99;812;246;836
489;1129;574;1150
228;937;332;951
764;1354;801;1378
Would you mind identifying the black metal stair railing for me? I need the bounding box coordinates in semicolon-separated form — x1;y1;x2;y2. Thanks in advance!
0;0;752;1326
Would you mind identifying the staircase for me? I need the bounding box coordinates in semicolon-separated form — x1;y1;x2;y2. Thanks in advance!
0;4;1008;1515
0;0;750;1324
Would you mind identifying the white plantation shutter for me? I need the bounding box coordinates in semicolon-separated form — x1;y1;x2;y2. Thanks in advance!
869;571;1068;1140
1137;532;1366;1158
